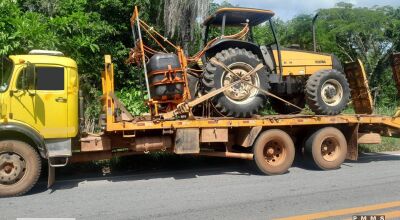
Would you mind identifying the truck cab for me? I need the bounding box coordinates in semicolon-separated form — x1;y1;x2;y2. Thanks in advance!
0;50;79;162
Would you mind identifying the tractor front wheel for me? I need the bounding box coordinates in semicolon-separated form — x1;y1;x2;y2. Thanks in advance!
305;69;350;115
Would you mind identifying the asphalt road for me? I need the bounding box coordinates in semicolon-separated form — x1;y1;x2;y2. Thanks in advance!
1;152;400;220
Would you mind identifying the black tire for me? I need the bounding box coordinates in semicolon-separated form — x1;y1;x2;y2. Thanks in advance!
304;127;347;170
0;140;41;197
305;69;350;115
187;74;199;100
270;95;305;114
202;48;269;117
253;129;295;175
187;74;203;116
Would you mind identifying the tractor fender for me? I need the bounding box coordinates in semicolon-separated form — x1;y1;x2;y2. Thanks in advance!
204;39;264;61
0;122;47;158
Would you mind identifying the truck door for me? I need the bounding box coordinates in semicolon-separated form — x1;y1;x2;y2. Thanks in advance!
10;65;68;138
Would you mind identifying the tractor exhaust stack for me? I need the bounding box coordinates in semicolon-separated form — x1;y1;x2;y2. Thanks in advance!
312;13;319;52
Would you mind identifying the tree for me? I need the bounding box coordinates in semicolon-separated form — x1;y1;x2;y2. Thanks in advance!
280;3;400;107
163;0;209;54
1;0;400;115
280;15;314;50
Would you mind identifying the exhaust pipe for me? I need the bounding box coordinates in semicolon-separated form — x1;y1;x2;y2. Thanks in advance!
312;13;319;52
198;151;254;160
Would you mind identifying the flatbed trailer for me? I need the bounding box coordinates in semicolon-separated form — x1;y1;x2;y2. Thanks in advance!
1;53;400;197
71;54;400;167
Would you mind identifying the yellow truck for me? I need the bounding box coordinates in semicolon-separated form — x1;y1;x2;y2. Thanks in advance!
0;50;400;197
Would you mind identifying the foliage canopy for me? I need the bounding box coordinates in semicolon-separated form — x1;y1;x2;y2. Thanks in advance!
1;0;399;123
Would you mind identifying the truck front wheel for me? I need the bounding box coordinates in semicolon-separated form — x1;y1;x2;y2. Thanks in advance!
0;140;41;197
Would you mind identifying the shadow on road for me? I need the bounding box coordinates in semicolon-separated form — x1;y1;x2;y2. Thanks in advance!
27;151;400;196
28;155;258;195
294;151;400;170
355;152;400;163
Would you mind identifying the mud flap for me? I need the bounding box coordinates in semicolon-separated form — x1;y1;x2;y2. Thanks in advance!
174;128;200;154
48;162;55;188
345;124;359;161
344;59;374;114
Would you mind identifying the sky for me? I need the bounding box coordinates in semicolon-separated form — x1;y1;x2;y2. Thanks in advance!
214;0;400;21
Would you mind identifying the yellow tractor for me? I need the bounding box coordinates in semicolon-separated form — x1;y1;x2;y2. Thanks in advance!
128;7;350;117
197;7;350;116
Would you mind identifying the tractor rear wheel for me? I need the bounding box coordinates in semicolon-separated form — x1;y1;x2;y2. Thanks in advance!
202;48;269;117
305;69;350;115
0;140;41;197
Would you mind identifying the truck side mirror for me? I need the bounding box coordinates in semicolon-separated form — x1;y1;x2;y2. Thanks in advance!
21;62;36;91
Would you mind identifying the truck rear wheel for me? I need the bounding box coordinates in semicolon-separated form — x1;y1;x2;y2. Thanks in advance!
305;127;347;170
305;69;350;115
0;140;41;197
252;129;295;175
202;48;269;117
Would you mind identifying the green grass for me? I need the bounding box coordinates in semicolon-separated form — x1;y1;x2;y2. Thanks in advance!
347;105;400;153
359;137;400;153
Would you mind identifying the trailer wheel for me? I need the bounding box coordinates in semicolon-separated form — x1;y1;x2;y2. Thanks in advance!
305;69;350;115
252;129;295;175
0;140;41;197
305;127;347;170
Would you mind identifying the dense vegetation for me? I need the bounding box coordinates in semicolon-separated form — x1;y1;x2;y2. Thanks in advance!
1;0;400;127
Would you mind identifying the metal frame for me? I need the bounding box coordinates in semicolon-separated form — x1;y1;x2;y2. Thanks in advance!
269;19;283;80
128;6;192;115
104;114;400;132
221;14;226;36
131;6;151;99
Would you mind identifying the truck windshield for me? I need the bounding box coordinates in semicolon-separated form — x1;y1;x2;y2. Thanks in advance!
0;56;13;92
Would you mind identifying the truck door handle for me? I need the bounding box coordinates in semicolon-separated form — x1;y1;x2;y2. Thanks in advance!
55;97;67;103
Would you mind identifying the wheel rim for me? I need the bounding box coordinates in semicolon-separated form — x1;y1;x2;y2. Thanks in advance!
0;152;27;185
221;62;260;104
262;140;287;166
320;136;341;162
320;79;343;106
